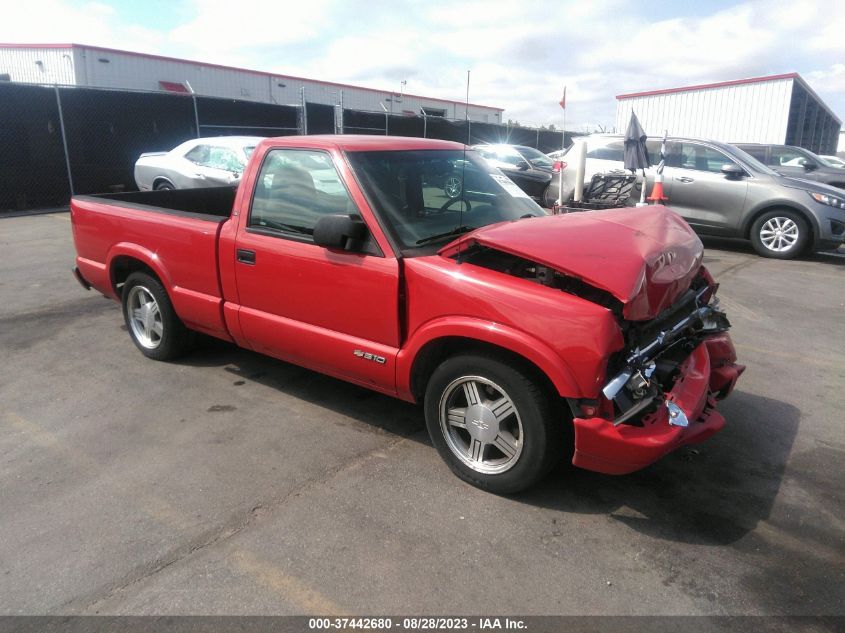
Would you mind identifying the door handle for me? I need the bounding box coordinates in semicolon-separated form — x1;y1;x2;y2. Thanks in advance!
675;176;694;183
236;249;256;265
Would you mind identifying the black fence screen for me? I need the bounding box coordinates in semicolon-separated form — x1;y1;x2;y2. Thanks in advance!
305;102;336;135
58;87;197;196
1;83;573;213
0;83;70;211
196;96;300;138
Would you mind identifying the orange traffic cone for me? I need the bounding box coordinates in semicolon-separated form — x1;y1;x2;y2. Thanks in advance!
647;172;668;204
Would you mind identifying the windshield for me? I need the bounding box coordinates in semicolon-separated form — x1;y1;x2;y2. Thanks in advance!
346;149;546;252
244;146;256;159
518;146;554;168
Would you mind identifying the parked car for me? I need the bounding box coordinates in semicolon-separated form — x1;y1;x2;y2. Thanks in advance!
733;143;845;190
819;155;845;168
552;134;845;259
70;135;743;493
134;136;265;191
472;144;555;206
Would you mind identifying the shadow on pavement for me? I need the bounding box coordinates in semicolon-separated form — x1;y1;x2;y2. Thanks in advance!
179;337;800;550
518;391;800;546
176;336;427;441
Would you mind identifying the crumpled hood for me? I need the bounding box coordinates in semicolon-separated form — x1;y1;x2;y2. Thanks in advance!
440;206;704;321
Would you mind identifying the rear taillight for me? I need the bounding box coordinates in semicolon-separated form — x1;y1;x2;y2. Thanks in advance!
552;161;567;173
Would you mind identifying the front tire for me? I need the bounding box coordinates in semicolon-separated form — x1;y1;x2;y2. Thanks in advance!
122;272;193;360
750;210;809;259
424;353;564;494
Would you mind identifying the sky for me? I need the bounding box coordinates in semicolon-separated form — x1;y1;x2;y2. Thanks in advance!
1;0;844;131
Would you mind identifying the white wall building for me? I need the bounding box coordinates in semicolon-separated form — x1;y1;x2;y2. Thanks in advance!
0;43;503;123
615;73;841;155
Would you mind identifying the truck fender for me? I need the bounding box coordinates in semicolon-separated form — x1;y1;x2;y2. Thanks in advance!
106;242;175;298
396;317;583;402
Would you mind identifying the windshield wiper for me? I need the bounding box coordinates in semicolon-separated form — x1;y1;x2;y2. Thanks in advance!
416;225;476;246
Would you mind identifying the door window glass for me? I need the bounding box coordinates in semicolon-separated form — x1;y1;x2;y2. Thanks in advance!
206;147;244;172
741;146;768;162
770;147;810;167
645;140;664;164
250;149;358;238
586;140;624;161
674;143;736;173
184;144;210;165
477;146;524;167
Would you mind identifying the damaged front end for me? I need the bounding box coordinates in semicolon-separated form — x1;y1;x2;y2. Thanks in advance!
439;208;745;475
570;270;746;474
601;275;731;426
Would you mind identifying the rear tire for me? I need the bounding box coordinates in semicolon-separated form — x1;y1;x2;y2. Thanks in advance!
154;181;174;191
424;353;564;494
121;272;193;360
750;209;809;259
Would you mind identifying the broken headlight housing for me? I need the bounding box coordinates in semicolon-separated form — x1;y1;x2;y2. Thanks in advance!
601;284;730;427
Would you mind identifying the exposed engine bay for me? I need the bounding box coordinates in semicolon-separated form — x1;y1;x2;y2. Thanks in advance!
456;245;732;426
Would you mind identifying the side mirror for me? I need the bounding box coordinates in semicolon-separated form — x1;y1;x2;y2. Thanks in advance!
803;160;818;171
313;214;368;251
516;160;530;171
721;163;745;179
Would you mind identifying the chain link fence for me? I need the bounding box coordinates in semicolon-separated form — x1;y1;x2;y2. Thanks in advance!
1;82;573;213
340;107;574;153
0;82;302;213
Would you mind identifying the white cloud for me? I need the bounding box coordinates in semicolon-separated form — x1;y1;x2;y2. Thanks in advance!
2;0;844;130
0;0;163;52
167;0;332;66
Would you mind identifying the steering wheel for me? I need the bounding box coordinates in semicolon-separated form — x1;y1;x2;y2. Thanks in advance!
440;197;472;212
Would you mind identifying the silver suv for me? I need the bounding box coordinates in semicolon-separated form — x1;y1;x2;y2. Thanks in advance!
551;134;845;259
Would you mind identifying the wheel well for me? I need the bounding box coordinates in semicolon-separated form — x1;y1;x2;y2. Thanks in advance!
744;205;815;241
110;256;159;297
410;337;561;405
152;177;174;189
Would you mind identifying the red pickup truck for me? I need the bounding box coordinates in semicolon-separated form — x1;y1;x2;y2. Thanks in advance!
71;135;744;493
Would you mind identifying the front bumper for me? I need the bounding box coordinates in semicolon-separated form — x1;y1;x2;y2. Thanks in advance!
810;205;845;249
571;333;745;475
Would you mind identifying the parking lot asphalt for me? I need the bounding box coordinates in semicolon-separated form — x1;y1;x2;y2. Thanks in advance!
0;212;843;616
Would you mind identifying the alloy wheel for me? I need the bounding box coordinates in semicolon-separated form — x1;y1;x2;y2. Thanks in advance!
126;285;164;349
759;216;799;252
438;376;523;474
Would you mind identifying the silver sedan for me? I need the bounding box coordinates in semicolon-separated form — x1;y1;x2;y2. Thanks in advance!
134;136;265;191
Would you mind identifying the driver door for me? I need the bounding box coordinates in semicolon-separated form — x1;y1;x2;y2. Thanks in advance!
663;141;749;232
233;147;400;394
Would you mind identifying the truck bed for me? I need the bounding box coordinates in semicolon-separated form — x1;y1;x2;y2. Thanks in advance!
77;186;237;221
70;186;235;341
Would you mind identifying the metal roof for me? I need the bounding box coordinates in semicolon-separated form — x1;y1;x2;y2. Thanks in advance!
0;43;504;112
616;72;840;125
615;73;801;100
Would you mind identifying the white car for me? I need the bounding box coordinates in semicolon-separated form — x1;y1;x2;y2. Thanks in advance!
547;135;655;203
134;136;265;191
